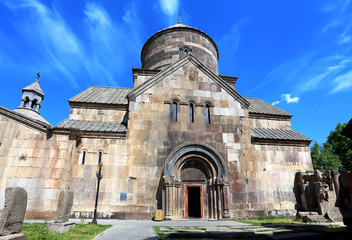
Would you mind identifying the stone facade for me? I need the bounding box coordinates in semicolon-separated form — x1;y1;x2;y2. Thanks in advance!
0;23;313;220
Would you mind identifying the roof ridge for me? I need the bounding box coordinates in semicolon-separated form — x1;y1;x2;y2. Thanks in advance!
91;86;133;90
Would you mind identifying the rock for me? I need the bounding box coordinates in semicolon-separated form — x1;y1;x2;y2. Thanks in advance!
0;188;27;236
0;234;26;240
326;207;343;222
55;191;74;223
296;211;318;220
302;214;328;222
47;222;75;234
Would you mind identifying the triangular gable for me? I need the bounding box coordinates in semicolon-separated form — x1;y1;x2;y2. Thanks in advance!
0;106;52;133
127;54;250;108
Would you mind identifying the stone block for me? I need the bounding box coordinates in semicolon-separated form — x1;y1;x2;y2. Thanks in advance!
48;222;75;234
326;207;343;222
0;234;26;240
302;214;328;222
0;188;27;236
55;191;74;223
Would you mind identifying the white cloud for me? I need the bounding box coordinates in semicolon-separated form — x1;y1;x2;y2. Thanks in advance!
4;0;83;87
271;94;299;106
159;0;178;16
84;2;110;27
331;70;352;93
281;94;299;104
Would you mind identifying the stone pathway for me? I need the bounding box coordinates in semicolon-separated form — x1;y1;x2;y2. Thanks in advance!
156;225;321;239
24;219;343;239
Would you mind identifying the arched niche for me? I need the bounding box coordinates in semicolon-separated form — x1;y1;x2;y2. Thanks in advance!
162;142;230;220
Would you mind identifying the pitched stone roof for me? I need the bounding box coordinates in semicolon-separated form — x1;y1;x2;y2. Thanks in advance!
69;86;132;105
252;128;311;141
0;106;52;131
56;119;127;133
22;80;44;96
245;97;292;117
13;108;51;125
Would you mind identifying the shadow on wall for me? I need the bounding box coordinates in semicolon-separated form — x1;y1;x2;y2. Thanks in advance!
294;170;352;228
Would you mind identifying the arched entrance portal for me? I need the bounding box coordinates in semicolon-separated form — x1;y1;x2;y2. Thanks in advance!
162;142;230;220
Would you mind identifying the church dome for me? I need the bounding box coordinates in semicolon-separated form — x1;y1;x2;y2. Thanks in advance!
141;23;219;74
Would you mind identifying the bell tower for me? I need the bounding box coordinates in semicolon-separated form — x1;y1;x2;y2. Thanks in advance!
18;72;44;113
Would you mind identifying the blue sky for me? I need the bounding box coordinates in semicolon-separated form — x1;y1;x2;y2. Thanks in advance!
0;0;351;145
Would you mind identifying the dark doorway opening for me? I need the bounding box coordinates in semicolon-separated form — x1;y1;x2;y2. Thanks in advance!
187;186;202;218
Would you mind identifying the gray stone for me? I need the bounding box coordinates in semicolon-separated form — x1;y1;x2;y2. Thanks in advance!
296;211;318;220
55;191;74;223
326;207;343;222
0;234;26;240
47;222;75;234
0;188;27;236
302;215;328;222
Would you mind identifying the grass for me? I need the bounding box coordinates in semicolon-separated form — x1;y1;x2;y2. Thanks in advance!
236;216;299;225
22;223;111;240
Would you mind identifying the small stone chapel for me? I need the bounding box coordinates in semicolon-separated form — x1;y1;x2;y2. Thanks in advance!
0;22;313;220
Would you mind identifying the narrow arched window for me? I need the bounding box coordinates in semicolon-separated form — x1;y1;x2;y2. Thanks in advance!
81;150;86;164
190;103;194;123
172;102;178;122
205;104;210;124
98;151;102;164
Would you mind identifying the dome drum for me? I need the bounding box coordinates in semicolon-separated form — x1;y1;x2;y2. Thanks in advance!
141;24;219;74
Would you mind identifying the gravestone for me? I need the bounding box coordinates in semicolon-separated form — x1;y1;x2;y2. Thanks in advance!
48;191;75;234
0;187;27;240
326;207;343;222
55;191;74;223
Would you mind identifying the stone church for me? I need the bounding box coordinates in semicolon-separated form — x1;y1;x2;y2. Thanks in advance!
0;22;313;220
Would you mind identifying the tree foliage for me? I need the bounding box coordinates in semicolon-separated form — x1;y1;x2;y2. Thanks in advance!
311;122;352;170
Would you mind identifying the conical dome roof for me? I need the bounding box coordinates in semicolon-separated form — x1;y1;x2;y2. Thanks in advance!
23;80;44;98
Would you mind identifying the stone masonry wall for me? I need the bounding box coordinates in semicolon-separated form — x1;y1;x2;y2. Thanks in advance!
127;61;250;219
0;115;75;219
230;144;312;218
69;136;135;219
249;118;291;129
69;106;127;122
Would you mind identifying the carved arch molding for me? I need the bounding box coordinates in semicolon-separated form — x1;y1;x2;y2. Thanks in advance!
162;142;230;220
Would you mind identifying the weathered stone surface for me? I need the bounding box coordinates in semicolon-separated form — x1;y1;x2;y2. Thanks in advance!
326;207;343;222
0;234;26;240
302;214;328;222
296;211;318;220
0;188;27;236
48;222;75;234
55;191;74;223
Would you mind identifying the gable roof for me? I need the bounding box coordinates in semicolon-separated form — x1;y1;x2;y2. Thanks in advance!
245;97;292;118
55;119;127;133
128;54;250;108
69;86;132;105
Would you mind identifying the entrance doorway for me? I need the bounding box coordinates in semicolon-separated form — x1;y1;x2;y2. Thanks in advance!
186;185;202;218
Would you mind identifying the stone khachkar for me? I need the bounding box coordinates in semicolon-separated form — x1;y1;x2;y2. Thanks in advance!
295;170;351;223
48;191;75;234
0;187;28;240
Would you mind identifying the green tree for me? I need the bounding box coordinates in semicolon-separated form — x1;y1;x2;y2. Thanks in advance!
324;123;352;170
310;141;342;170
